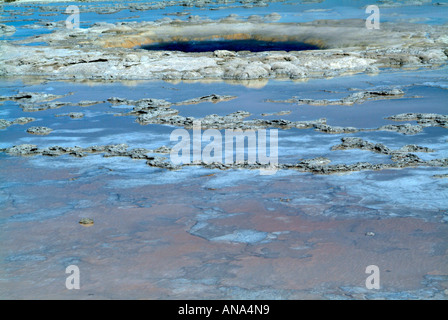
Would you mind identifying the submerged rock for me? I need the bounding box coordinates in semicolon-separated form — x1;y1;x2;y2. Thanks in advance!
55;112;85;119
331;137;391;154
331;137;434;159
378;123;424;135
386;113;448;128
77;100;104;107
147;156;181;170
0;92;69;104
153;146;172;154
261;111;291;117
298;157;332;166
296;89;405;106
176;94;237;105
313;124;359;134
432;174;448;179
20;101;71;112
79;218;94;227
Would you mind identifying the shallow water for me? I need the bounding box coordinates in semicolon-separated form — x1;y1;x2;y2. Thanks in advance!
1;156;447;299
0;0;447;300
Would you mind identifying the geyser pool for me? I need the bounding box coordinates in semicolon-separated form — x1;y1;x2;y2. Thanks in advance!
141;39;320;52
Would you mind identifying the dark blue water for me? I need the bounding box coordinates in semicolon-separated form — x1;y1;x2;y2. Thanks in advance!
141;39;319;52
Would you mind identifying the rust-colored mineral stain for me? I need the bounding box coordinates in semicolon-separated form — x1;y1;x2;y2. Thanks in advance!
102;31;326;50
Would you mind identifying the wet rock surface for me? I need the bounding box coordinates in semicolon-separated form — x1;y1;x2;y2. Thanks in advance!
55;112;85;119
3;143;171;159
0;91;104;112
0;23;16;36
0;92;70;104
433;173;448;179
274;89;406;106
261;110;291;117
331;137;435;155
79;218;94;227
1;86;446;175
386;113;448;129
174;94;237;105
103;94;447;134
26;126;53;135
2;139;446;175
0;117;35;129
378;123;424;135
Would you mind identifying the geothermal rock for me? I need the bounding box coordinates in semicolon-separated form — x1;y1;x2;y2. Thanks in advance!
13;117;36;125
177;94;237;105
55;112;84;119
0;119;12;130
0;24;16;36
378;124;424;135
6;144;41;156
26;126;53;135
1;20;447;81
331;137;391;154
386;113;448;128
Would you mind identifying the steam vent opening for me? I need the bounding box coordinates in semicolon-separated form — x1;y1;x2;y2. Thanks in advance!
141;39;320;52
